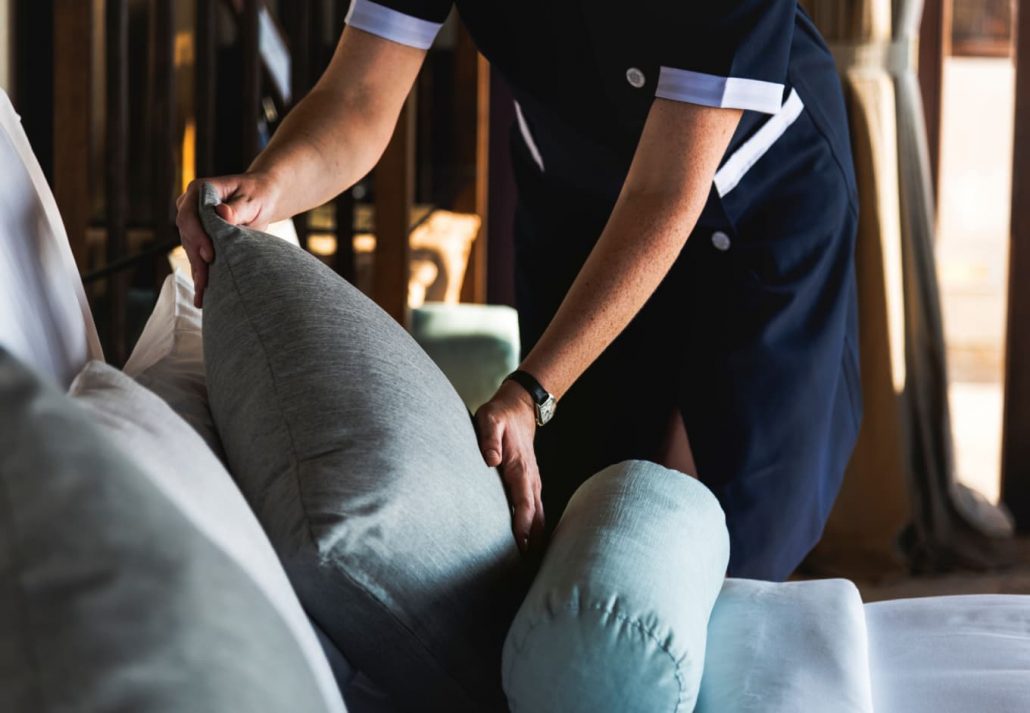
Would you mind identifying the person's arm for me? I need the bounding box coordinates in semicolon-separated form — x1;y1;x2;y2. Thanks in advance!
175;27;426;306
475;99;742;551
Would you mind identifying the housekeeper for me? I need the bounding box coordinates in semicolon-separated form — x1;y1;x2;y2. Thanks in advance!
176;0;861;581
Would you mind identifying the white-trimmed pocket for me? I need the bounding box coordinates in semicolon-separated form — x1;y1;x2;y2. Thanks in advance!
713;89;805;198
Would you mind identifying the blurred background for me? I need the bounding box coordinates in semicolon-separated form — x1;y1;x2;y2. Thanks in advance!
1;0;1029;598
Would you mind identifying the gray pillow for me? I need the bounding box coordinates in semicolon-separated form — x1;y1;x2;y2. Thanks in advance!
0;350;346;713
199;184;524;711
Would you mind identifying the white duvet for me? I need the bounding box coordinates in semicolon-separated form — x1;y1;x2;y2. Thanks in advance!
698;580;1030;713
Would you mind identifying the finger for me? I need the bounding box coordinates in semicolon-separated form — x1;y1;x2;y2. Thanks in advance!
176;197;215;263
507;461;535;553
475;410;504;468
218;192;263;226
179;236;205;281
529;493;546;552
193;262;209;309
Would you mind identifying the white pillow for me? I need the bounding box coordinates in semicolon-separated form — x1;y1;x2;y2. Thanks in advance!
68;361;345;713
696;579;875;713
123;270;223;460
0;89;102;387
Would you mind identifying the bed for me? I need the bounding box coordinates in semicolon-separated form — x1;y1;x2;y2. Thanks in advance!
2;86;1029;713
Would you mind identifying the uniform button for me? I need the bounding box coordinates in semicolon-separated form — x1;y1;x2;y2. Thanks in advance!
626;67;646;89
711;231;732;251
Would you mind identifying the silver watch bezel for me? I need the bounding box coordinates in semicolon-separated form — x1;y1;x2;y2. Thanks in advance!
536;394;557;427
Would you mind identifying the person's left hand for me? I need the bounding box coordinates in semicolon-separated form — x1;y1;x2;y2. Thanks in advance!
475;380;545;554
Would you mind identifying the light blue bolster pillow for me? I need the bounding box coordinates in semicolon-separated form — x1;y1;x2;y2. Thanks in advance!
502;460;729;712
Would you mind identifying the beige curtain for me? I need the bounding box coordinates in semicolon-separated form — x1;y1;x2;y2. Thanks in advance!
803;0;1013;576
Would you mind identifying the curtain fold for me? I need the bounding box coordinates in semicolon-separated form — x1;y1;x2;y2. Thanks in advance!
804;0;1013;576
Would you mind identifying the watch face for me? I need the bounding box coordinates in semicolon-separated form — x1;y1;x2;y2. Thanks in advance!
537;395;557;426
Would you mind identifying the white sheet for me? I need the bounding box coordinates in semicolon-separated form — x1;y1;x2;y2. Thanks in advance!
867;594;1030;713
0;89;101;386
697;578;874;713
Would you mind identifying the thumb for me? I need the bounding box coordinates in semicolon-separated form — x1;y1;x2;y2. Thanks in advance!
216;195;262;227
477;413;505;468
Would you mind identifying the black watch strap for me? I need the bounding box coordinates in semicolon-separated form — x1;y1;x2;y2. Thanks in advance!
505;370;550;406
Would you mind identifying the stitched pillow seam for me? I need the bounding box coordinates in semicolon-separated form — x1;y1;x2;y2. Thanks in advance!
509;599;689;712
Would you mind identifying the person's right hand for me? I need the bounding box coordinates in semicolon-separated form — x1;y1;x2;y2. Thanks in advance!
175;173;280;308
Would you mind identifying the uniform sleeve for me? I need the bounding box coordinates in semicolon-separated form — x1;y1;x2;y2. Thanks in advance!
653;1;796;115
344;0;453;50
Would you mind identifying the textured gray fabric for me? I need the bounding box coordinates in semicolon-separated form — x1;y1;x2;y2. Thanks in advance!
0;350;344;713
199;184;524;711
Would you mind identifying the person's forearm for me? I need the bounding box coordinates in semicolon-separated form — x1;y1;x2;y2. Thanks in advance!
519;100;741;400
519;190;702;400
244;27;424;222
247;87;394;221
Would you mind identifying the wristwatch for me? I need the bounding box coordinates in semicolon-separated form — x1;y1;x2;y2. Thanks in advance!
505;370;557;427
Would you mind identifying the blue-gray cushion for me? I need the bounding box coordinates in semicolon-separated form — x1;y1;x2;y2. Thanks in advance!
503;460;729;713
199;184;524;711
409;302;520;412
0;350;345;713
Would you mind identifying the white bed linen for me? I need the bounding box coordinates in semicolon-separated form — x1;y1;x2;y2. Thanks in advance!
867;595;1030;713
0;90;101;386
697;578;875;713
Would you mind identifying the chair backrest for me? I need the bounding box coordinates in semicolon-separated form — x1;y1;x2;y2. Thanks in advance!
0;89;102;387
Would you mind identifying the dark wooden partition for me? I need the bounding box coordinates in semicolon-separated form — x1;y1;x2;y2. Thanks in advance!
52;0;93;270
1002;0;1030;529
919;0;949;189
374;94;416;323
33;0;494;356
105;0;129;361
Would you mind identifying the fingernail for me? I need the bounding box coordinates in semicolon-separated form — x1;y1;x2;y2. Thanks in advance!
200;248;212;262
486;450;499;463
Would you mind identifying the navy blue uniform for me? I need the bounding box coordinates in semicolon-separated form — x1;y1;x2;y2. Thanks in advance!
346;0;862;581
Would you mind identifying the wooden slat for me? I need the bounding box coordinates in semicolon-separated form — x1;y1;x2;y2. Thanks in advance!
373;94;415;322
486;74;518;308
287;0;313;250
241;0;262;163
152;0;176;279
332;0;355;279
288;0;312;97
195;0;217;178
52;0;93;271
454;26;490;304
919;0;949;190
1002;0;1030;529
106;0;129;363
334;187;356;282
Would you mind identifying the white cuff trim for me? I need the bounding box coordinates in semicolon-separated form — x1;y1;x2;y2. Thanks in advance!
714;89;805;197
656;67;785;115
344;0;442;51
